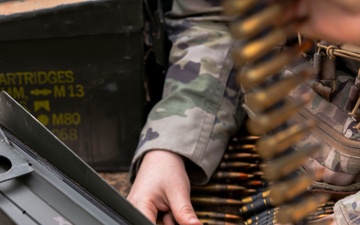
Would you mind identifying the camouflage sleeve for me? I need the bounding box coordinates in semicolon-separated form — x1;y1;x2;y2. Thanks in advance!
334;192;360;225
129;0;245;185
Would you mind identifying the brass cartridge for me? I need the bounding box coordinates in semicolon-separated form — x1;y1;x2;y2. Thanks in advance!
276;194;330;223
222;0;257;16
269;174;313;206
191;197;243;205
261;144;320;181
256;120;316;159
244;68;312;113
247;94;311;135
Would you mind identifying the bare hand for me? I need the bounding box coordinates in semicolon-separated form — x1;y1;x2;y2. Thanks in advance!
295;0;360;43
127;150;202;225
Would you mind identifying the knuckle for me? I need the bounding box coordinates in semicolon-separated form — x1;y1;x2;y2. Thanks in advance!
177;205;194;216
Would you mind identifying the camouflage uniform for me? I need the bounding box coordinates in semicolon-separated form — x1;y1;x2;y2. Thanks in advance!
130;1;360;224
129;0;244;185
288;47;360;225
334;193;360;225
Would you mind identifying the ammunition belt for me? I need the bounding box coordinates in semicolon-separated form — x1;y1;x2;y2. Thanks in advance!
191;129;336;225
192;1;339;224
191;131;264;225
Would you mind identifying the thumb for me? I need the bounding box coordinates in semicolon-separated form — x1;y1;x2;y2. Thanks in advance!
168;196;202;225
173;204;202;225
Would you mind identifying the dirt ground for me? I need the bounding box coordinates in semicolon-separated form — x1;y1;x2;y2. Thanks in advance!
98;172;131;197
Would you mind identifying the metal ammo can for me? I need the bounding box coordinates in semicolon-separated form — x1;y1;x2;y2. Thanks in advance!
0;0;145;171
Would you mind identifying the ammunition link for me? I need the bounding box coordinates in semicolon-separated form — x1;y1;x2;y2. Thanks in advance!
190;1;336;225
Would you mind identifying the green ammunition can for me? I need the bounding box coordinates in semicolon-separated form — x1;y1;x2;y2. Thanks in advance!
0;0;145;171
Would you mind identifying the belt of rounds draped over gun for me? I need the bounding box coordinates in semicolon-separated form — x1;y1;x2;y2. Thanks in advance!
190;1;335;225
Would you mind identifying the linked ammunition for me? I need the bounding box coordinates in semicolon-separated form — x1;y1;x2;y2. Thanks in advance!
247;94;312;135
253;171;264;177
269;174;312;205
219;162;258;169
255;216;277;225
191;197;243;205
309;208;334;218
198;218;239;225
249;216;277;225
231;136;259;143
307;211;334;221
232;28;287;66
239;191;274;217
223;152;260;160
246;218;264;225
195;211;241;220
262;144;320;181
245;189;259;195
227;144;256;152
256;120;316;159
276;193;330;223
244;180;265;187
222;0;257;15
245;207;278;225
322;205;335;210
244;68;313;113
241;190;270;204
307;217;334;225
239;40;313;89
222;0;325;224
230;3;285;39
321;205;335;211
212;171;255;180
323;201;336;207
191;184;246;192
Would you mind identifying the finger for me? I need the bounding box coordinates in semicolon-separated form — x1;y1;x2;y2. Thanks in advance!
173;205;202;225
162;213;176;225
167;194;202;225
132;201;158;224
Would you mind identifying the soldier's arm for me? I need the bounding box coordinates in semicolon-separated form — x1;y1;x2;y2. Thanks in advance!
127;1;241;224
130;1;240;186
